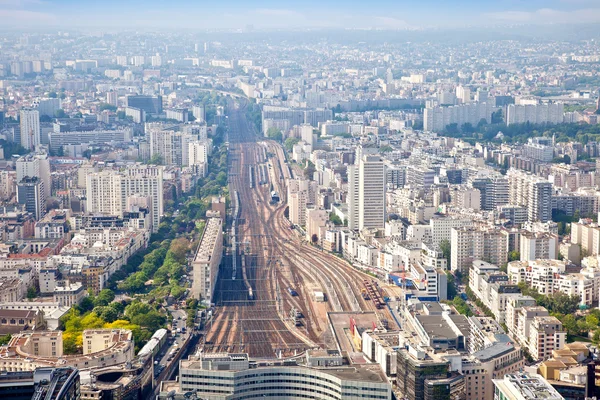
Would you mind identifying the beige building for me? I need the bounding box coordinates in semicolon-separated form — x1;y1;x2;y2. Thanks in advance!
305;208;329;244
191;217;223;302
529;316;566;361
0;329;134;372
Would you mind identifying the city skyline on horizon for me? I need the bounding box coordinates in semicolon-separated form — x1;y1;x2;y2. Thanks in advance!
2;0;600;30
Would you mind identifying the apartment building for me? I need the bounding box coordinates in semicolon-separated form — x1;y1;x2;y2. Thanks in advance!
508;260;594;306
519;231;559;261
508;169;552;223
86;165;163;232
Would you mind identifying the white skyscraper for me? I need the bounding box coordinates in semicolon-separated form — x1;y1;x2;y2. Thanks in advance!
359;155;386;230
20;109;40;150
348;155;386;231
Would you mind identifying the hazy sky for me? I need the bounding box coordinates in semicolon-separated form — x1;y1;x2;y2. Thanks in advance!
2;0;600;30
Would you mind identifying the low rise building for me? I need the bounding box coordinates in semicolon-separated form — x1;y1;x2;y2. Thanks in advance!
161;351;392;400
0;329;134;372
493;373;564;400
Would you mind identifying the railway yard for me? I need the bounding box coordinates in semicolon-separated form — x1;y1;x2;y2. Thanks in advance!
201;99;394;358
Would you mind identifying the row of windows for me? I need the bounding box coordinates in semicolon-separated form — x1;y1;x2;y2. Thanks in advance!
183;378;341;394
181;382;388;400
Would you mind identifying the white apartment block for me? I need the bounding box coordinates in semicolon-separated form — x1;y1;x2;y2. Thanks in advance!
450;227;507;273
423;101;498;132
451;226;484;273
571;221;600;256
148;123;199;166
506;103;564;126
429;216;473;245
508;169;552;223
469;261;521;324
450;187;481;210
508;259;594;306
86;165;164;232
20;109;41;150
522;142;554;163
519;231;559;261
529;316;566;360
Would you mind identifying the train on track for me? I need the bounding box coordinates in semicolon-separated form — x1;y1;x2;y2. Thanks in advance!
270;191;280;203
231;191;241;281
248;166;255;189
241;254;254;300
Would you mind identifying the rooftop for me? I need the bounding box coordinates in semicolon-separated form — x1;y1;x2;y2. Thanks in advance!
493;373;564;400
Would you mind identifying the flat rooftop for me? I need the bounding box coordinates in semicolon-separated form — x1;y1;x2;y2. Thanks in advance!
494;373;564;400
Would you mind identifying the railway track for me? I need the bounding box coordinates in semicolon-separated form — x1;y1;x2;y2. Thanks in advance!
204;99;390;358
203;100;319;358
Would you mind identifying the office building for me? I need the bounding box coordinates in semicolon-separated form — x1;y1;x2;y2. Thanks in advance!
494;373;564;399
165;351;391;400
0;367;80;400
17;177;45;220
125;95;162;114
48;128;132;152
20;109;40;150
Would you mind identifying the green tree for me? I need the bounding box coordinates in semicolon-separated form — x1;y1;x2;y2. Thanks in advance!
329;213;343;226
461;123;475;133
267;127;283;142
94;289;115;307
99;103;117;112
55;109;66;118
48;91;58;98
149;154;163;165
446;272;457;300
26;286;37;300
508;251;520;262
78;296;95;313
0;334;11;345
439;240;451;264
216;171;227;186
284;137;300;152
